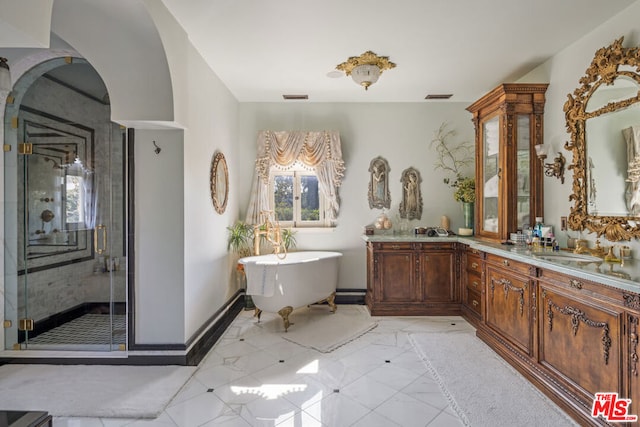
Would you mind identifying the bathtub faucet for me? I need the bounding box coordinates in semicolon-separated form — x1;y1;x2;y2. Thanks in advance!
254;211;286;257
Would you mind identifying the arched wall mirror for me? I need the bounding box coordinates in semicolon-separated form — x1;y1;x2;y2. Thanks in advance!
565;36;640;241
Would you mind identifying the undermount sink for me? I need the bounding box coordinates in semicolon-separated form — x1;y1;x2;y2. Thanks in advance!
533;252;603;263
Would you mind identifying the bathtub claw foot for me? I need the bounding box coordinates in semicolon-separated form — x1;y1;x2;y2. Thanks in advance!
314;292;337;313
278;306;294;332
254;308;262;323
327;292;337;313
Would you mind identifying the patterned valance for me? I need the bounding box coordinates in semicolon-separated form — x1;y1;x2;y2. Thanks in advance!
246;130;345;225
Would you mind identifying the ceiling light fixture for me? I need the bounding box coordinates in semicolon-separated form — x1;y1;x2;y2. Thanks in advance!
336;51;396;91
0;57;11;94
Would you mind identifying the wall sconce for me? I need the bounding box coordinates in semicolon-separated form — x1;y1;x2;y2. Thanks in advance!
535;144;566;184
0;57;11;94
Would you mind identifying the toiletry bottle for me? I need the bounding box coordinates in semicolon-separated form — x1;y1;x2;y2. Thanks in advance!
533;217;544;238
532;236;540;250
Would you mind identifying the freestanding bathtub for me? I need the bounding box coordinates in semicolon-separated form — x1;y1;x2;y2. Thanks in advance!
238;251;342;331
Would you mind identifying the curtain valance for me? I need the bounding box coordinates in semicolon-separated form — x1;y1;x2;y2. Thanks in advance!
246;130;345;225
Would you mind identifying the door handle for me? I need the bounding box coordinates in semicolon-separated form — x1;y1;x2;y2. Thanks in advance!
94;224;107;254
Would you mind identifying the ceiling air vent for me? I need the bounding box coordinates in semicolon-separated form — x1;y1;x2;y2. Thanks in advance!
283;94;309;100
425;94;453;100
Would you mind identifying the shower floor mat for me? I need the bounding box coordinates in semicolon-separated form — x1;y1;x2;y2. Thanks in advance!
24;313;126;350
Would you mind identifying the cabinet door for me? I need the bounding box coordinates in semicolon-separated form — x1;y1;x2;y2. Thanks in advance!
514;115;532;230
468;84;547;242
479;114;501;239
419;250;455;302
539;285;622;398
375;251;419;302
486;265;533;355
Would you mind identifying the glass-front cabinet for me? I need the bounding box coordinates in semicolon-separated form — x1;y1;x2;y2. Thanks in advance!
467;84;548;242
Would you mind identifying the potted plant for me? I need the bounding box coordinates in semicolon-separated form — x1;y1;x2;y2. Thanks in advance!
226;220;254;258
281;227;297;251
451;176;476;229
226;221;255;309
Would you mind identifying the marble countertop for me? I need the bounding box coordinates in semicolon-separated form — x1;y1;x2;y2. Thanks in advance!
362;234;640;294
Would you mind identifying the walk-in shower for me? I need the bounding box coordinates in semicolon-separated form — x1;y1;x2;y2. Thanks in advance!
3;56;127;352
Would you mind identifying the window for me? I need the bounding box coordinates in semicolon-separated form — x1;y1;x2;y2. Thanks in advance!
270;168;327;227
65;174;85;224
246;130;344;227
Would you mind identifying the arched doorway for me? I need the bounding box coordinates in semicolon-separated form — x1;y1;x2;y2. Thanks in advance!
3;55;127;351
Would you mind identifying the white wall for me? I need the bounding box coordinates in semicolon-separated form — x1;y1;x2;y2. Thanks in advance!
135;129;185;344
181;43;239;340
132;3;241;343
519;1;640;254
51;0;174;124
238;102;475;289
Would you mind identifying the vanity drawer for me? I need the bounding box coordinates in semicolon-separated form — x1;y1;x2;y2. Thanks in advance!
467;271;483;292
466;254;483;274
465;287;482;316
486;253;531;276
371;242;414;251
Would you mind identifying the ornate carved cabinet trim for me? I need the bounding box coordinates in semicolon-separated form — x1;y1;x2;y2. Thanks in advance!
624;293;640;310
569;279;583;290
630;315;639;377
490;277;526;316
546;300;611;365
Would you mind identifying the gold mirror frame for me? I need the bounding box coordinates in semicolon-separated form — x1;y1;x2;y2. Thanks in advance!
564;36;640;241
210;151;229;214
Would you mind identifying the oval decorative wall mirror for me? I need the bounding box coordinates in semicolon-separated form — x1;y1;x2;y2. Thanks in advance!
565;36;640;241
210;151;228;214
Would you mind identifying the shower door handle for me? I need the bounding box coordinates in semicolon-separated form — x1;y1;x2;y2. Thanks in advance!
94;224;107;254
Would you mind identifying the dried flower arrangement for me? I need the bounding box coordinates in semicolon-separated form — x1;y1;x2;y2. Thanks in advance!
430;122;475;203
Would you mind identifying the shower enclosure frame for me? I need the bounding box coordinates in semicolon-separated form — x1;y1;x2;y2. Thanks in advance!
2;55;128;354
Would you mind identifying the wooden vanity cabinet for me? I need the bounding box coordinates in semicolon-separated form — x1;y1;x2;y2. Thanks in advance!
482;253;536;356
536;269;627;426
461;246;484;325
475;259;635;426
467;84;547;242
365;241;459;316
538;281;623;412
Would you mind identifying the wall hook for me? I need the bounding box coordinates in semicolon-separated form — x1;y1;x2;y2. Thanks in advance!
153;141;161;155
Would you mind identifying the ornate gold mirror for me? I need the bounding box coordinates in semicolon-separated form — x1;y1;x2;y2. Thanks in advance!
210;151;228;214
565;37;640;241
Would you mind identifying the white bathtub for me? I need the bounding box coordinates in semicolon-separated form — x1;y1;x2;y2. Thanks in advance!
238;251;342;331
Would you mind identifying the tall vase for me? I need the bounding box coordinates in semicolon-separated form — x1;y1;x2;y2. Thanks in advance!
462;202;474;231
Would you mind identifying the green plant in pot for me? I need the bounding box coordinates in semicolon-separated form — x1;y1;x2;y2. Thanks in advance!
227;221;255;309
226;220;254;257
451;176;476;230
281;227;297;251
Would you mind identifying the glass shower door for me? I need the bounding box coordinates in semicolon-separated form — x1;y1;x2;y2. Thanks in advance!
4;113;127;351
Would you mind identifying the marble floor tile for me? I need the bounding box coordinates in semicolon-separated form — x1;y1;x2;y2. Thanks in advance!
51;305;575;426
